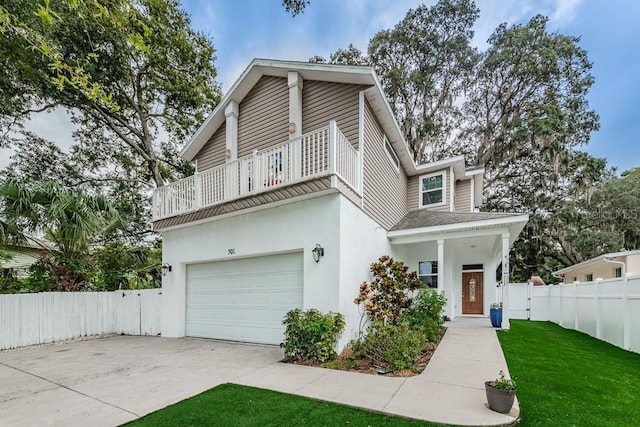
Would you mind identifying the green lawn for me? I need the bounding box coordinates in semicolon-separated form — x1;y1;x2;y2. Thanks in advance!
497;320;640;427
124;383;442;427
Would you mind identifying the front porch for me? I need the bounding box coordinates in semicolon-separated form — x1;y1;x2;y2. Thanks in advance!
153;121;360;221
389;210;529;327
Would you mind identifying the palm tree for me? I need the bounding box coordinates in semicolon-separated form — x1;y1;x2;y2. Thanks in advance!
0;179;121;290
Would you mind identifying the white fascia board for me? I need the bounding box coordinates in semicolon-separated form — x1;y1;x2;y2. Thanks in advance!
412;155;466;177
553;249;640;276
387;214;530;242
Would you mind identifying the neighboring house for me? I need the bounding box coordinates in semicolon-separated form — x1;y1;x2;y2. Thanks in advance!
154;59;529;348
0;237;53;278
553;249;640;283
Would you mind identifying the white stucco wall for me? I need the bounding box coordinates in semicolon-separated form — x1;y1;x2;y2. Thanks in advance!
161;193;343;338
337;196;395;348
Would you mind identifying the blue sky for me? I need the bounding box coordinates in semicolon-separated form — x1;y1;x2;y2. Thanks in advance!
180;0;640;174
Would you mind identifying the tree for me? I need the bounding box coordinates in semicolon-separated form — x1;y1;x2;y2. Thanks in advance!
0;178;123;291
367;0;479;163
283;0;310;17
0;0;220;188
329;44;369;66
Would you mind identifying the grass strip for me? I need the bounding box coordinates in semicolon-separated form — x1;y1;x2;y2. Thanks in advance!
124;383;445;427
497;320;640;426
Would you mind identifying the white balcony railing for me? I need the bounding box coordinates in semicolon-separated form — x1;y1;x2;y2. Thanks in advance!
153;121;360;220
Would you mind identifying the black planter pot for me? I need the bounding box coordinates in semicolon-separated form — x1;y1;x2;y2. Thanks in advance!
485;381;516;413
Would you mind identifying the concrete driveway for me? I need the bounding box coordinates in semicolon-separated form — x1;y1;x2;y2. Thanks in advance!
0;336;283;427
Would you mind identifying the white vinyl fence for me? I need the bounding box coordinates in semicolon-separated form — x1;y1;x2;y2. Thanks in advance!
0;289;162;350
507;275;640;353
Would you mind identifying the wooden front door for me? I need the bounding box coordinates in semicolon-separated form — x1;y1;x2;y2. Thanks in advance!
462;272;484;314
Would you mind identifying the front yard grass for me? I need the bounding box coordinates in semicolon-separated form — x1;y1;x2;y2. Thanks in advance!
498;320;640;426
124;383;441;427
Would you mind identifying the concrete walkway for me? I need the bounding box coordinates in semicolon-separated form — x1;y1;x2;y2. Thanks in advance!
234;317;519;426
0;317;518;426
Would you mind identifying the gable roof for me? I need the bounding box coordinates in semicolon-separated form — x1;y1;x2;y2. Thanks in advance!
553;249;640;276
181;58;425;176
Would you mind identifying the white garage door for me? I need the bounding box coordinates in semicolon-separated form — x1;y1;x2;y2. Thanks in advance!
186;252;303;345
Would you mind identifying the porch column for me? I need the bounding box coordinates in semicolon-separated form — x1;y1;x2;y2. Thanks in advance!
501;233;510;330
437;239;444;295
225;100;239;161
288;71;303;139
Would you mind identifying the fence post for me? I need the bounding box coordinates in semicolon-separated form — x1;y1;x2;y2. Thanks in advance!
623;274;630;350
574;282;579;331
595;279;601;339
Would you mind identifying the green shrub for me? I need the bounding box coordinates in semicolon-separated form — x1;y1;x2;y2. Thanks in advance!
403;288;447;341
281;309;345;363
353;322;427;372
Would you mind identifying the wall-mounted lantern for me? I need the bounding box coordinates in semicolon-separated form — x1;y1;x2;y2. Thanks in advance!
161;263;172;276
312;244;324;263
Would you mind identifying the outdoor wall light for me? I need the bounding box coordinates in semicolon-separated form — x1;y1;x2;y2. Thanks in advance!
161;263;172;276
312;244;324;263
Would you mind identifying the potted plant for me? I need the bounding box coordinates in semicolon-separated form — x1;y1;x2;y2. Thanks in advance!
489;302;502;327
485;371;516;413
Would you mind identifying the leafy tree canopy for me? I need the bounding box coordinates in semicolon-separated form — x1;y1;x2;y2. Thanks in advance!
0;0;220;188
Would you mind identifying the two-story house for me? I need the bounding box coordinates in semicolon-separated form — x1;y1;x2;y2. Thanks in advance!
153;59;529;348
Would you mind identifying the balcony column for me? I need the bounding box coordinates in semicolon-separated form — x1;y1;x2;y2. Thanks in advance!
225;100;239;162
288;71;303;139
501;232;511;330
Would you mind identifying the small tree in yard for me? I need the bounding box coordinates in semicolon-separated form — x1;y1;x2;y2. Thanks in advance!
354;255;424;325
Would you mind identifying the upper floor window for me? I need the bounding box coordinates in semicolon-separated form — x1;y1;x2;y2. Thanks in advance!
419;171;446;207
383;135;399;171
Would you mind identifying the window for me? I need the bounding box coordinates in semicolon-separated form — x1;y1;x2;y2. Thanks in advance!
585;273;593;282
614;267;622;278
462;264;483;271
418;261;438;289
419;172;445;207
383;135;399;171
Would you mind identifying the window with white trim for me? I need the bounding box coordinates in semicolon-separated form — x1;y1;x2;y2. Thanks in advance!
383;135;399;171
418;261;438;289
585;273;593;282
419;172;446;207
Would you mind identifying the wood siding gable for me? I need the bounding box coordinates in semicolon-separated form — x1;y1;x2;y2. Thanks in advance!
194;123;226;171
362;99;407;229
237;76;289;158
454;179;472;212
302;80;365;149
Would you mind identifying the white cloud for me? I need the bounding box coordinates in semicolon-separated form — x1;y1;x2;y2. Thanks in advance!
550;0;582;24
0;108;76;170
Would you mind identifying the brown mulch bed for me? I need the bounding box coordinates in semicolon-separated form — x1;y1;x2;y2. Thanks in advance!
284;328;445;378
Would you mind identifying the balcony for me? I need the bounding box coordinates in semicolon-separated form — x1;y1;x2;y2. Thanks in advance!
152;121;360;221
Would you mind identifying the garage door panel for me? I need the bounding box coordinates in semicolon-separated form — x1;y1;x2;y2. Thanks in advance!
186;252;303;345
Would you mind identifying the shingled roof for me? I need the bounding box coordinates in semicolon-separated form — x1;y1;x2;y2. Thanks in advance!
390;210;524;231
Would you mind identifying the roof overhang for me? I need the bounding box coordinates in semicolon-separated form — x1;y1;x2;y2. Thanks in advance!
387;214;529;246
553;249;640;276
